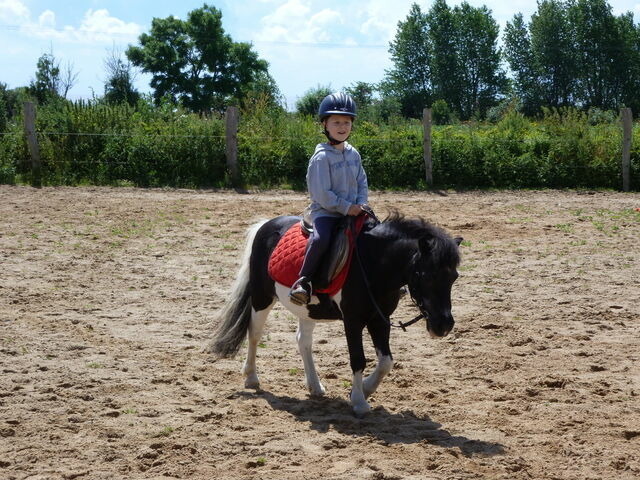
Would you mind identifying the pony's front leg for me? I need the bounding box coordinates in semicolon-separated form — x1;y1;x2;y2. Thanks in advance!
242;303;273;389
363;349;393;399
363;322;393;399
297;319;325;396
344;319;370;417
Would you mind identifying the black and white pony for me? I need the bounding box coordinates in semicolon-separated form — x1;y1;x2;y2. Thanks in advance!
207;212;462;417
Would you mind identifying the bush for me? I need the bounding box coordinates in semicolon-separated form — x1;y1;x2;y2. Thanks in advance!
431;99;454;125
0;99;636;191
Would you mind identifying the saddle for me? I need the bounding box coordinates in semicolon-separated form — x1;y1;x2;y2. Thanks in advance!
268;213;368;297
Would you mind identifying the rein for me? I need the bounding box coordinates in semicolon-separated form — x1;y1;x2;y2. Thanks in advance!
352;214;426;332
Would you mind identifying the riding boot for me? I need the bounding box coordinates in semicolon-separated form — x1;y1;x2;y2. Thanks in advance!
289;276;312;306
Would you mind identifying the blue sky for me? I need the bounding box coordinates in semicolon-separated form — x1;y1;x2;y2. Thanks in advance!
2;0;640;109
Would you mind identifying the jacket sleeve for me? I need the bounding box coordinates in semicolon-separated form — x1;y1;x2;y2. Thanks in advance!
355;155;369;205
307;154;352;215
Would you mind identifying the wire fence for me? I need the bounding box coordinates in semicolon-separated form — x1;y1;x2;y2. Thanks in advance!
2;102;636;191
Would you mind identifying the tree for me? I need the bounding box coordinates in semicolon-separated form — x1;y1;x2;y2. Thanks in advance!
615;12;640;112
104;47;140;106
345;81;376;119
504;0;640;113
426;0;461;114
295;85;332;117
568;0;637;110
29;52;61;104
531;0;576;107
235;68;283;111
385;3;433;117
0;83;24;120
503;14;541;115
384;1;506;119
126;4;270;113
60;61;79;99
452;2;507;119
0;87;6;132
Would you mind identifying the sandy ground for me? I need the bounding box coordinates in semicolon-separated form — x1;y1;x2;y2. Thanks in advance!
1;186;639;480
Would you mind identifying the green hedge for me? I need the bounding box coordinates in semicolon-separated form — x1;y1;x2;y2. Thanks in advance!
0;102;637;190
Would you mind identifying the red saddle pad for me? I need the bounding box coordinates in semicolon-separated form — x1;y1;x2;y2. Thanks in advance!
268;215;366;297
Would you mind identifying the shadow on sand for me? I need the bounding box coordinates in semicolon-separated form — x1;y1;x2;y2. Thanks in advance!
234;390;505;457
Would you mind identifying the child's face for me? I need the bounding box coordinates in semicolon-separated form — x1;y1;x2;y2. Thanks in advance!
323;115;353;143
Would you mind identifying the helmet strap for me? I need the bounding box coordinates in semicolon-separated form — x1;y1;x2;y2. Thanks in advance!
323;128;348;145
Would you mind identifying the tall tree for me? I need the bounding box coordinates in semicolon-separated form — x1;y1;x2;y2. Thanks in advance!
427;0;461;113
104;48;140;106
616;13;640;112
29;52;61;104
60;61;79;99
530;0;576;107
503;13;541;115
452;2;507;119
385;1;506;119
568;0;637;110
126;4;270;112
385;3;433;117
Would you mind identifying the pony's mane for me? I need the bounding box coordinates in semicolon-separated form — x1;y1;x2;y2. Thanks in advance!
377;210;460;267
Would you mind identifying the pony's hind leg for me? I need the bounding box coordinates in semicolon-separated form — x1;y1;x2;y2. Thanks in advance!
242;302;274;389
297;319;325;396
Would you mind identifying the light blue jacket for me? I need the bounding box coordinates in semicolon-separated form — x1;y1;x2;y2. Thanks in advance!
306;142;368;221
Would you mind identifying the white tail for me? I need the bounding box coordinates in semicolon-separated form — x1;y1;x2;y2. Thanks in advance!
206;220;268;357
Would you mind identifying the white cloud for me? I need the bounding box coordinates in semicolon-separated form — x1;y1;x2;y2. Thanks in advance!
258;0;344;43
38;10;55;28
78;9;141;39
0;0;28;23
354;0;414;43
4;2;142;44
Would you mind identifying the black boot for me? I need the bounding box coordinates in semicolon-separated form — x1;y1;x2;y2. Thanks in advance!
289;276;312;306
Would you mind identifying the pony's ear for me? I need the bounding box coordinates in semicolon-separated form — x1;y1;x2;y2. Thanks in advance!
454;237;464;246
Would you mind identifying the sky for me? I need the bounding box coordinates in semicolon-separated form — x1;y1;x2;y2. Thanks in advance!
2;0;640;109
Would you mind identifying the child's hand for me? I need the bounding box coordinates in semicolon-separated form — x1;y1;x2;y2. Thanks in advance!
347;204;363;216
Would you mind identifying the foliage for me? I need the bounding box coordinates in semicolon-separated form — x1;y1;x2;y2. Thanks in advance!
104;49;140;106
0;95;637;191
504;0;640;114
385;0;507;120
386;3;433;118
295;85;332;117
126;4;270;113
431;99;453;125
28;53;61;105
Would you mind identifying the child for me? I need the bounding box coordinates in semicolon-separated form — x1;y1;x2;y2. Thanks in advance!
289;92;369;306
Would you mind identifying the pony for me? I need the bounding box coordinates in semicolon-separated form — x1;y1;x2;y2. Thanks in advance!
207;212;462;417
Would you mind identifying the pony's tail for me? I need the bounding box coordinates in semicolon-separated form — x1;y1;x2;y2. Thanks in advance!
206;220;267;358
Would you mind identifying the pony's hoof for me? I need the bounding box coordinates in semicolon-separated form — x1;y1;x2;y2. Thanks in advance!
352;403;371;418
308;383;326;397
244;374;260;390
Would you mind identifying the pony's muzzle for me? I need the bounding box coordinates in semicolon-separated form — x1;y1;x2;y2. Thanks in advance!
426;316;454;338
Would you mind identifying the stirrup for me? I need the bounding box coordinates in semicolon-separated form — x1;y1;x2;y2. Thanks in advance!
289;277;311;306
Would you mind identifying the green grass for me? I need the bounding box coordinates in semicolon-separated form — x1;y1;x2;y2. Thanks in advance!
155;426;174;437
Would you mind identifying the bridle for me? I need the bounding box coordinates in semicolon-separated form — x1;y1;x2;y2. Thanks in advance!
352;216;429;332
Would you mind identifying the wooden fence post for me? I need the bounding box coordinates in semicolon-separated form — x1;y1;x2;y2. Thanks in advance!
23;101;42;188
423;108;433;188
621;107;632;192
225;106;240;188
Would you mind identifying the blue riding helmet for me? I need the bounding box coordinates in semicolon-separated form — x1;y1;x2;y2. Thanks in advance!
318;92;357;122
